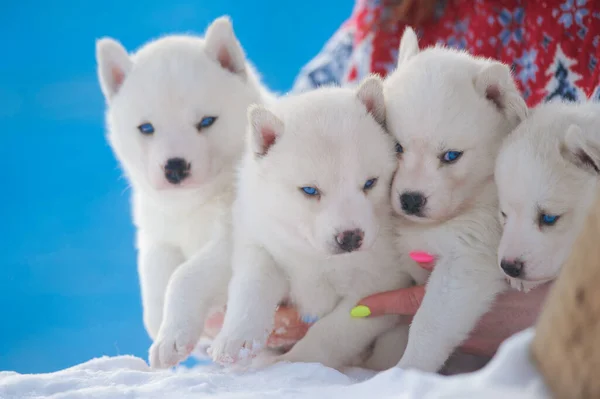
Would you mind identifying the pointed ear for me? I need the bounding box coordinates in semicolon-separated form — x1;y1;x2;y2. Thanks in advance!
204;16;246;79
474;62;528;127
397;27;420;67
560;125;600;175
96;38;132;101
248;105;284;157
356;75;386;127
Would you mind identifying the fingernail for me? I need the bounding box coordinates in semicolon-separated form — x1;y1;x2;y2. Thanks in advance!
350;305;371;318
409;251;435;263
301;314;319;324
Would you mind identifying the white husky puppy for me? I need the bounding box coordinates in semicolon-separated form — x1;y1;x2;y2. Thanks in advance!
378;28;528;373
209;76;413;370
96;16;272;368
496;101;600;292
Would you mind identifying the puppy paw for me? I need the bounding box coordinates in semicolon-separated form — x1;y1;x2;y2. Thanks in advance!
209;330;266;365
149;327;199;369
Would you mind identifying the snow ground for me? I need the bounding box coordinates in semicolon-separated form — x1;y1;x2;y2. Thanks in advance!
0;329;550;399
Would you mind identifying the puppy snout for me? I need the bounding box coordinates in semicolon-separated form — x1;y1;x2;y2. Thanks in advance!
164;158;191;184
400;192;427;215
500;258;524;278
335;229;364;252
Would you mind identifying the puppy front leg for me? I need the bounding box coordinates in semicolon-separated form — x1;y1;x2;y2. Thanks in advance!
138;241;184;340
149;237;230;368
363;323;410;371
275;298;400;370
210;240;288;364
397;256;507;372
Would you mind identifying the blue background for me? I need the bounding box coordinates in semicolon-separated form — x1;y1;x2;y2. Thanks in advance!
0;0;351;373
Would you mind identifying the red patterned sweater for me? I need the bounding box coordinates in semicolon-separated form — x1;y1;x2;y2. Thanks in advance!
293;0;600;106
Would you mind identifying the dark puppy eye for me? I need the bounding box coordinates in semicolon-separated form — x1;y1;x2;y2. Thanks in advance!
138;122;155;135
539;213;560;227
363;178;378;191
196;116;218;131
395;142;404;154
299;186;320;199
501;211;507;218
440;150;463;164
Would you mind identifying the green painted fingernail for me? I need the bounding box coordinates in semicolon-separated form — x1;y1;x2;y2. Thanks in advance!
350;305;371;318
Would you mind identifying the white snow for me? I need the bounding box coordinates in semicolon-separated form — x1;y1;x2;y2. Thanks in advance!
0;329;550;399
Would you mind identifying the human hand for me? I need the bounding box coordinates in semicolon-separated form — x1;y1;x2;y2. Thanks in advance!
204;305;309;350
202;263;432;348
352;259;552;357
204;261;551;358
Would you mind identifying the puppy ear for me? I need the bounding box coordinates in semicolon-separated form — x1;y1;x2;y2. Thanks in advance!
248;105;284;157
204;16;247;79
356;75;386;127
560;124;600;175
96;38;132;101
397;27;420;66
474;62;528;127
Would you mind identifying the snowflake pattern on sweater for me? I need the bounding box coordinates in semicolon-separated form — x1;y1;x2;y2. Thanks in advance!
293;0;600;106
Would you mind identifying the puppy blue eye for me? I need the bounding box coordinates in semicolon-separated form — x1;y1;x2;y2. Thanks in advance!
540;213;560;226
301;186;319;196
395;142;404;154
197;116;217;130
137;123;155;135
442;150;463;163
363;178;377;190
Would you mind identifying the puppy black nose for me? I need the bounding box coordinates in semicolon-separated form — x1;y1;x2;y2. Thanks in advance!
500;259;524;278
336;229;364;252
164;158;191;184
400;192;427;215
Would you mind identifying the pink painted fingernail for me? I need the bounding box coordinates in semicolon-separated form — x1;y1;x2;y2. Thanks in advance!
410;251;435;263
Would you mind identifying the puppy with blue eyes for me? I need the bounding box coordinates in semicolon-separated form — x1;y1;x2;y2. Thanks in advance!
368;28;529;373
209;76;414;370
496;100;600;292
96;16;273;369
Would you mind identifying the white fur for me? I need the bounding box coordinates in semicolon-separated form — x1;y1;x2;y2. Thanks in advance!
381;28;527;373
496;101;600;291
96;16;273;369
209;77;413;370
